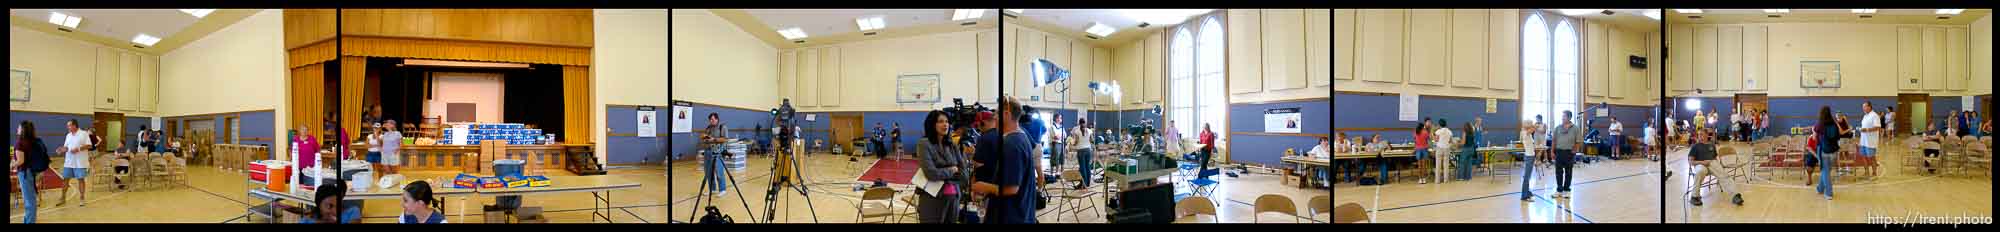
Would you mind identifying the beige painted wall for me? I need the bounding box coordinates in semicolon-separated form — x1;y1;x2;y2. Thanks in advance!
780;29;997;112
1668;21;1983;97
159;9;285;118
1004;21;1111;110
1337;9;1659;107
9;25;123;115
1974;14;1993;96
670;9;779;110
596;9;671;165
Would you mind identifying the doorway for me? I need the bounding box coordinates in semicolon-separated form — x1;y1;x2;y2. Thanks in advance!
829;113;865;155
1734;94;1768;122
1898;94;1929;136
93;112;124;152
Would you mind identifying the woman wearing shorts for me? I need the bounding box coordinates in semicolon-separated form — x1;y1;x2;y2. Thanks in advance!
366;123;384;172
379;120;405;175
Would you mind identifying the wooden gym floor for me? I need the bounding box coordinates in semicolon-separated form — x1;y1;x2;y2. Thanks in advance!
1665;138;1993;223
668;152;1330;223
1334;152;1665;223
10;162;669;223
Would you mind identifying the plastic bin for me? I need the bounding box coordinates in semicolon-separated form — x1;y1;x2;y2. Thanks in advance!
267;164;291;192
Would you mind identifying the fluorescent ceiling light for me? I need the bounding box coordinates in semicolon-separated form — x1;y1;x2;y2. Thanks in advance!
1558;9;1601;16
952;9;985;21
1936;9;1965;15
855;16;885;31
1643;9;1662;20
1084;22;1116;37
1674;9;1703;14
48;12;81;28
1006;9;1024;15
1763;9;1789;14
179;9;215;18
777;27;807;40
1120;9;1211;25
132;34;161;46
1851;9;1877;14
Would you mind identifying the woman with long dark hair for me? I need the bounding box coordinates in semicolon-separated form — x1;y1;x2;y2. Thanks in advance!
1412;118;1431;184
1813;106;1839;200
401;180;446;223
15;121;51;223
914;110;965;223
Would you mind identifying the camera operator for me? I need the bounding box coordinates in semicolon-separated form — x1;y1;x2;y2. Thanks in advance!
776;99;796;154
700;113;732;195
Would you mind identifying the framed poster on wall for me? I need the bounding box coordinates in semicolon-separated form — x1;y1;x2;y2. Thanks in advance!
672;101;693;134
897;74;942;103
637;106;657;137
10;69;28;102
1265;108;1303;133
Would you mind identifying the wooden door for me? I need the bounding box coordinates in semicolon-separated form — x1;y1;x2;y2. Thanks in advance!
1898;94;1930;135
93;112;124;152
1733;94;1768;117
830;113;865;154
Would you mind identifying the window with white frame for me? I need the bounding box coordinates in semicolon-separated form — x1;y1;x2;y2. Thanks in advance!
1522;11;1581;126
1168;15;1227;142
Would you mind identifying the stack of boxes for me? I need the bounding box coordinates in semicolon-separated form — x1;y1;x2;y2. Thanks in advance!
440;123;549;145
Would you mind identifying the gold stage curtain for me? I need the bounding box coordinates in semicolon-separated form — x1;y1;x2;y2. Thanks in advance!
289;63;326;142
341;56;367;143
563;65;593;144
287;41;337;69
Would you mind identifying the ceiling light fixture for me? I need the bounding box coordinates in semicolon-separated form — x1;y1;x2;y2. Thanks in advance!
1120;9;1211;26
132;34;161;46
952;9;985;21
777;27;808;40
179;9;215;18
1851;9;1877;14
48;12;82;29
1763;9;1789;14
1674;9;1703;14
1936;9;1965;15
1643;9;1662;20
1085;22;1116;37
855;16;886;31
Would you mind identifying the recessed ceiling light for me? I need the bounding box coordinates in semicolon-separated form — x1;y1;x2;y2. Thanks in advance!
952;9;985;21
1559;9;1601;16
1120;9;1211;25
777;27;807;40
855;16;885;31
1763;9;1789;14
1006;9;1024;15
1084;22;1116;37
179;9;215;18
1851;9;1877;14
48;12;81;29
1674;9;1702;14
1643;9;1661;20
1936;9;1965;15
132;34;161;46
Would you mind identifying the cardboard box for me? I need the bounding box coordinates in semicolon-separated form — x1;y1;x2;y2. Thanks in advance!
526;176;551;187
504;175;530;188
484;210;511;223
479;177;506;188
1284;174;1304;188
453;174;480;189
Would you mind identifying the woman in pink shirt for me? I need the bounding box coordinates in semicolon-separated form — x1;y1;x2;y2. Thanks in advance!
1412;118;1431;184
293;125;320;177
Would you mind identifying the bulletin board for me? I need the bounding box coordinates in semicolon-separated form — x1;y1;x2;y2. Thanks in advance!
10;69;27;102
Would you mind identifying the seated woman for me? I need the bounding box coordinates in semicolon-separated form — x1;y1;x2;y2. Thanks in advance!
400;180;447;224
302;183;361;224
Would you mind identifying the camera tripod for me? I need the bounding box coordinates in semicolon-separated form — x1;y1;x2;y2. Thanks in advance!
762;139;821;223
687;147;758;223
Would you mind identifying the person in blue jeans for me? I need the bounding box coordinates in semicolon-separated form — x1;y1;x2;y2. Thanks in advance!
700;113;732;194
1813;106;1839;200
15;121;51;223
1070;119;1095;189
1455;121;1483;180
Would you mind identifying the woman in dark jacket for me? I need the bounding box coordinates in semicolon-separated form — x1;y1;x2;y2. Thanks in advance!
1814;106;1839;200
914;110;966;223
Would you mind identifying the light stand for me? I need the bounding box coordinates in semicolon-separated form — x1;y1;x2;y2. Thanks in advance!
687;142;758;223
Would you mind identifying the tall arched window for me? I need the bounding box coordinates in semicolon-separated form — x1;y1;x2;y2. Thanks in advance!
1522;12;1581;125
1170;28;1195;137
1196;16;1225;141
1522;14;1550;123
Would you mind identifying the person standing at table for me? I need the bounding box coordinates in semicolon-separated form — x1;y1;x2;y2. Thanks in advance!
1551;111;1583;199
1454;120;1482;181
1412;118;1432;184
379;120;404;176
699;114;730;195
1430;119;1454;183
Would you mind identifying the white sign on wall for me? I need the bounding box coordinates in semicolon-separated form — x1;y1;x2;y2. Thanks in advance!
1399;93;1420;122
1265;108;1303;133
637;108;657;138
671;102;693;134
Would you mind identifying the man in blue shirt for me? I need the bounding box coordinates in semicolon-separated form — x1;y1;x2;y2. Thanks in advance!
973;96;1040;224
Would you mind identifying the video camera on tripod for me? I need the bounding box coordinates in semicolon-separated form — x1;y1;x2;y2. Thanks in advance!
942;98;991;147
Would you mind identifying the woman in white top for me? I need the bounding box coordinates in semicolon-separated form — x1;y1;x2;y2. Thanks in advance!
1431;119;1455;183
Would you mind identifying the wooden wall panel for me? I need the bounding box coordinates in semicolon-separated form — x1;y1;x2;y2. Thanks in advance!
341;36;591;66
1262;9;1309;90
1487;9;1519;90
1449;9;1487;89
1718;25;1742;91
1406;9;1449;86
819;47;842;106
285;9;336;50
1357;9;1405;83
341;9;593;48
1333;9;1355;81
